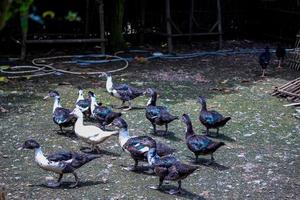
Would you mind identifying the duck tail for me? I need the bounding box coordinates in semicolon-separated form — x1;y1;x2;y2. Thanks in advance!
210;141;225;152
86;154;101;162
222;117;231;124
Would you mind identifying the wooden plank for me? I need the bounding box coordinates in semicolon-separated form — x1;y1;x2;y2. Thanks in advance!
26;38;106;44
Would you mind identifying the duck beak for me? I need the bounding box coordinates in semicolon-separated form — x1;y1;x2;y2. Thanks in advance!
43;95;50;100
17;144;25;150
98;72;106;78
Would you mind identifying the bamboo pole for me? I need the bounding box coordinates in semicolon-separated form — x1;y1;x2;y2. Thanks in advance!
98;0;105;54
165;0;173;53
217;0;223;49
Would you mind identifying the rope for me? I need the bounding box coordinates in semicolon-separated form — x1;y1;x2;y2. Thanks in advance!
1;54;129;79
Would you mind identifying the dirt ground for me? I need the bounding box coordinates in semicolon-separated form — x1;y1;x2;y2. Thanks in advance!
0;52;299;200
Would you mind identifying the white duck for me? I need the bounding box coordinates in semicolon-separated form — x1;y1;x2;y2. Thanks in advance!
71;107;118;153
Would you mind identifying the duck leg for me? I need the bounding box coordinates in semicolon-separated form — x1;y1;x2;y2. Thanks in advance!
123;159;138;171
46;174;63;188
123;101;132;111
59;125;64;134
278;59;282;68
152;123;157;134
150;177;164;190
205;127;209;135
69;172;79;188
116;100;126;109
205;154;215;165
165;124;168;134
216;128;219;135
168;180;182;195
261;69;266;77
195;154;199;163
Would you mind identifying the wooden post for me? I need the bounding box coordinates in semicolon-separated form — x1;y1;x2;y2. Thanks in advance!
85;0;90;35
98;0;105;54
140;0;145;45
189;0;194;42
165;0;173;52
217;0;223;49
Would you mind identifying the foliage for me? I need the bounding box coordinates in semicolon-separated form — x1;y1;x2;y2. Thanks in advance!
0;0;33;31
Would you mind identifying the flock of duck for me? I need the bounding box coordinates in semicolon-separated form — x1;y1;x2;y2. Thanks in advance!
19;73;231;195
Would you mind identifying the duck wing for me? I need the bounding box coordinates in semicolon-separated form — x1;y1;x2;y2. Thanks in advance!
113;84;130;91
259;52;270;66
93;106;112;119
202;110;223;125
187;135;213;151
124;137;153;157
159;109;178;122
47;151;74;162
76;99;90;111
165;161;198;180
154;155;177;168
53;108;72;124
146;106;167;119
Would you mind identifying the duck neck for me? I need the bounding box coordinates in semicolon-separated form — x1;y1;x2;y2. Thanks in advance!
90;97;97;113
53;97;62;113
106;76;113;93
74;116;84;130
147;93;157;106
76;91;84;102
184;121;195;138
34;147;47;164
119;128;130;147
200;100;207;111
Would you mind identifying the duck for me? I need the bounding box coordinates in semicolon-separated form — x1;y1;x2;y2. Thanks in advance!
276;44;286;68
182;114;225;163
19;139;99;188
112;117;176;171
198;96;231;135
259;46;271;77
44;90;76;133
71;107;118;153
147;148;198;195
101;73;144;110
75;87;92;118
89;91;122;129
145;88;178;134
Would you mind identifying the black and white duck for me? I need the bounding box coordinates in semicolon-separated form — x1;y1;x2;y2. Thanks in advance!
19;139;99;188
71;107;118;153
112;117;176;171
147;148;198;195
89;91;122;129
145;88;178;134
198;96;231;135
44;90;76;133
101;73;144;110
182;114;225;163
75;87;91;118
259;46;271;77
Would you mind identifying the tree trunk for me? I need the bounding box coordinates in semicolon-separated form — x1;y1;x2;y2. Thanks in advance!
0;0;12;31
110;0;126;51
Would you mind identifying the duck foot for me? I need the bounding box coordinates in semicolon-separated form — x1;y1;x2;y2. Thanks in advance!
168;189;181;195
149;185;161;190
122;166;137;171
69;182;78;188
46;180;61;188
122;106;132;111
